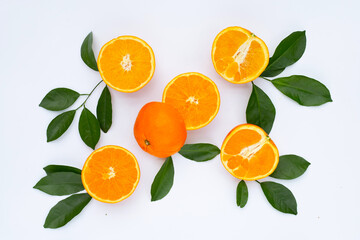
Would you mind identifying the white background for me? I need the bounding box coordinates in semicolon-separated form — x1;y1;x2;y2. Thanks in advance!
1;0;359;239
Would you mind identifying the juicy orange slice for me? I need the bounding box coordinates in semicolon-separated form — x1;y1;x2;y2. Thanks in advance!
221;124;279;180
97;36;155;92
81;145;140;203
162;72;220;130
212;26;269;84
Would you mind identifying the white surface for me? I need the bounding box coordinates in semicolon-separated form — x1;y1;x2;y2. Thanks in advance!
1;0;359;239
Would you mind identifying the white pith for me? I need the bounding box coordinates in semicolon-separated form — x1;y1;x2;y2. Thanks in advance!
120;54;132;71
186;96;199;105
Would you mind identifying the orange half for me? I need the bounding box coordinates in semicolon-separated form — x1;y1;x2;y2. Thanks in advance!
98;36;155;92
162;72;220;130
221;124;279;180
81;145;140;203
212;26;269;84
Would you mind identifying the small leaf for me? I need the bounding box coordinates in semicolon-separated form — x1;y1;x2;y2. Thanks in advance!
178;143;220;162
271;155;310;180
151;157;174;201
271;75;332;106
260;181;297;215
39;88;80;111
96;86;112;133
262;31;306;77
236;180;248;208
78;107;100;149
33;172;83;196
246;83;276;134
43;165;81;175
81;32;98;71
47;110;76;142
44;193;92;229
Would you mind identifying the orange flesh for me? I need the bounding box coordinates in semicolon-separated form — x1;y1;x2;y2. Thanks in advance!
221;124;279;180
162;72;220;130
82;145;140;203
212;27;269;84
98;36;155;92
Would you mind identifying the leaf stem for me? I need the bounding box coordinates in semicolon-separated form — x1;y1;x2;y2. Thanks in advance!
255;180;261;184
75;80;103;110
79;94;90;96
261;76;272;82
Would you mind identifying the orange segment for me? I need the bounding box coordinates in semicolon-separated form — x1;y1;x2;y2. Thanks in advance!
81;145;140;203
162;72;220;130
98;36;155;92
221;124;279;180
212;26;269;84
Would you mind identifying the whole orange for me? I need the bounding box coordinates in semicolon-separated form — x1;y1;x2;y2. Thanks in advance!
134;102;187;158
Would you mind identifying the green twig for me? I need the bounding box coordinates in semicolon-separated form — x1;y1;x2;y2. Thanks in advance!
75;80;103;110
255;180;261;184
261;76;272;82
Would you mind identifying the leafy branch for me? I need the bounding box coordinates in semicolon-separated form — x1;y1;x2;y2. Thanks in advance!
34;165;92;228
39;32;113;149
246;30;332;133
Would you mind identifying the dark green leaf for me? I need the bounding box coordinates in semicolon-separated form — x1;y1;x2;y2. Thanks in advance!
81;32;98;71
262;31;306;77
78;107;100;149
39;88;80;111
236;180;248;208
47;110;76;142
178;143;220;162
246;83;276;134
43;165;81;175
271;75;332;106
96;86;112;133
271;155;310;180
151;157;174;201
260;181;297;215
33;172;83;196
44;193;92;229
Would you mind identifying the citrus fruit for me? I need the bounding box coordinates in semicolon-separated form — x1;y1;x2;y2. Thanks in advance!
134;102;187;158
212;26;269;84
97;36;155;92
221;124;279;180
162;72;220;130
81;145;140;203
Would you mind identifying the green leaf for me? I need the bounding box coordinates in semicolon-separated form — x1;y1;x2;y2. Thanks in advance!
262;31;306;77
81;32;98;71
96;86;112;133
260;181;297;215
271;155;310;180
151;157;174;201
246;83;276;134
271;75;332;106
178;143;220;162
78;107;100;149
39;88;80;111
47;110;76;142
236;180;248;208
44;193;92;229
33;172;84;196
43;165;82;175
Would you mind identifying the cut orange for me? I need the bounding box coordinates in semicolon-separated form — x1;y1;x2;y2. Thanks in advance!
212;26;269;84
221;124;279;180
81;145;140;203
97;36;155;92
162;72;220;130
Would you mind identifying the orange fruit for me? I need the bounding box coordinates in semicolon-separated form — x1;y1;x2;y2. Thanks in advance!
221;124;279;180
212;26;269;84
162;72;220;130
97;36;155;92
134;102;187;158
81;145;140;203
